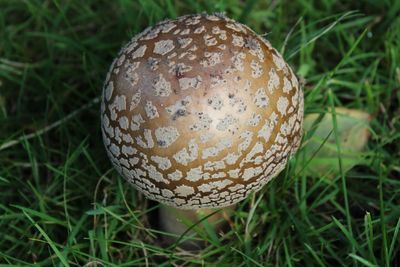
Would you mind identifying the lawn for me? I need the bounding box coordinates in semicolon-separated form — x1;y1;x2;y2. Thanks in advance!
0;0;399;266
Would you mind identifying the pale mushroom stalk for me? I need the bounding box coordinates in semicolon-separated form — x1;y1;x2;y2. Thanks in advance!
101;13;303;247
158;204;235;248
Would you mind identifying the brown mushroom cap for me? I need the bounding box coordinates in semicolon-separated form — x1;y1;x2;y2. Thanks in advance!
101;13;303;209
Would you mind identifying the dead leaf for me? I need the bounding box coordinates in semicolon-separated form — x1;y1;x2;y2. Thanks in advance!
297;107;371;178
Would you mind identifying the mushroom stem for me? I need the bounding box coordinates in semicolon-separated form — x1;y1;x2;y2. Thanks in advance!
158;204;235;249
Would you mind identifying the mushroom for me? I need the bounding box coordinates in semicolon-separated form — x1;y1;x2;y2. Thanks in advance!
101;13;303;246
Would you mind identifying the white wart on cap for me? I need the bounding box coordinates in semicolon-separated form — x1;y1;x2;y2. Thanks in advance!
101;13;303;209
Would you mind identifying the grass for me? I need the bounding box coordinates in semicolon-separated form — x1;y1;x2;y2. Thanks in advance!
1;0;399;266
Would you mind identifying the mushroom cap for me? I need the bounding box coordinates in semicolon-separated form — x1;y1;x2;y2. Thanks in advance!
101;13;303;209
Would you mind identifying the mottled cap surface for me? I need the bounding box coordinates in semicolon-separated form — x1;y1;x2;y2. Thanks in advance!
101;13;303;209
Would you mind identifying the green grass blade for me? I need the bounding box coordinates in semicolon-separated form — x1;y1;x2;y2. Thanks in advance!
22;210;70;267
